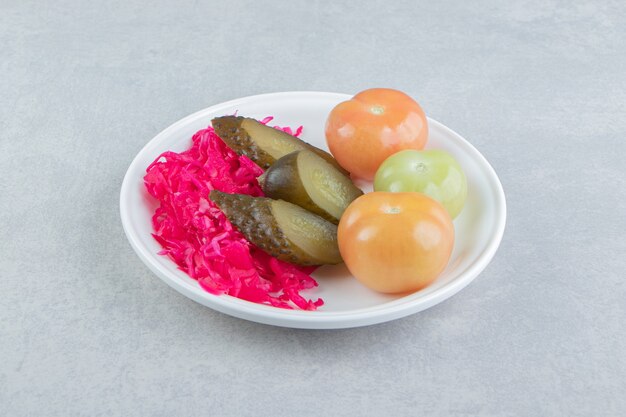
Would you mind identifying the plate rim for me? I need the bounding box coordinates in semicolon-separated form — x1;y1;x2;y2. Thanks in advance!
120;91;507;329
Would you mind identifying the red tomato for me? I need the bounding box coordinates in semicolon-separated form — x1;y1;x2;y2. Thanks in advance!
338;192;454;294
325;88;428;180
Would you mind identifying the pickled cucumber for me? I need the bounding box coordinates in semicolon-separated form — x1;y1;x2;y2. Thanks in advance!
209;190;341;266
212;115;347;173
260;150;363;224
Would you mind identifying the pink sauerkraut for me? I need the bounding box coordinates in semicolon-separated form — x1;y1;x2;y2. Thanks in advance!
144;118;322;310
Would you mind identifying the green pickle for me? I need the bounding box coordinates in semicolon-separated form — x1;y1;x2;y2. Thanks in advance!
212;115;347;173
260;150;363;224
209;190;342;266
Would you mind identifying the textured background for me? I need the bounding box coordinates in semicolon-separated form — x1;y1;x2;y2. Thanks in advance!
1;0;625;415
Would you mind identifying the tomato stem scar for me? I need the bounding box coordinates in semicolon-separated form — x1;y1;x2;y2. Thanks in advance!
370;105;385;115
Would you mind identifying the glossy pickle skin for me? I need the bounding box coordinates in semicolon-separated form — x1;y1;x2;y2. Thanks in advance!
212;116;276;169
209;190;340;266
212;115;348;174
261;151;363;224
260;151;336;223
259;151;320;214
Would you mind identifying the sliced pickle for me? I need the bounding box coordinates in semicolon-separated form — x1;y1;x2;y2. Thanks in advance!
209;190;341;266
212;115;347;173
260;150;363;224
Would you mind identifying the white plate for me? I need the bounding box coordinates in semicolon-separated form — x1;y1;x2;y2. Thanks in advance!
120;92;506;329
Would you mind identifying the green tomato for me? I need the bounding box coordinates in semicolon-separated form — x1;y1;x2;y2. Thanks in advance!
374;149;467;219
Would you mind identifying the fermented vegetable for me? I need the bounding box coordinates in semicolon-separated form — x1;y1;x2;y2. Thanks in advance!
213;116;345;172
261;150;363;223
210;190;342;266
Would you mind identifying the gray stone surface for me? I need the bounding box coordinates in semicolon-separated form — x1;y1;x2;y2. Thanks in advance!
1;0;625;415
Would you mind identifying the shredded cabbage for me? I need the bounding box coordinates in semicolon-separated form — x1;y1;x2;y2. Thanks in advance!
144;119;323;310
